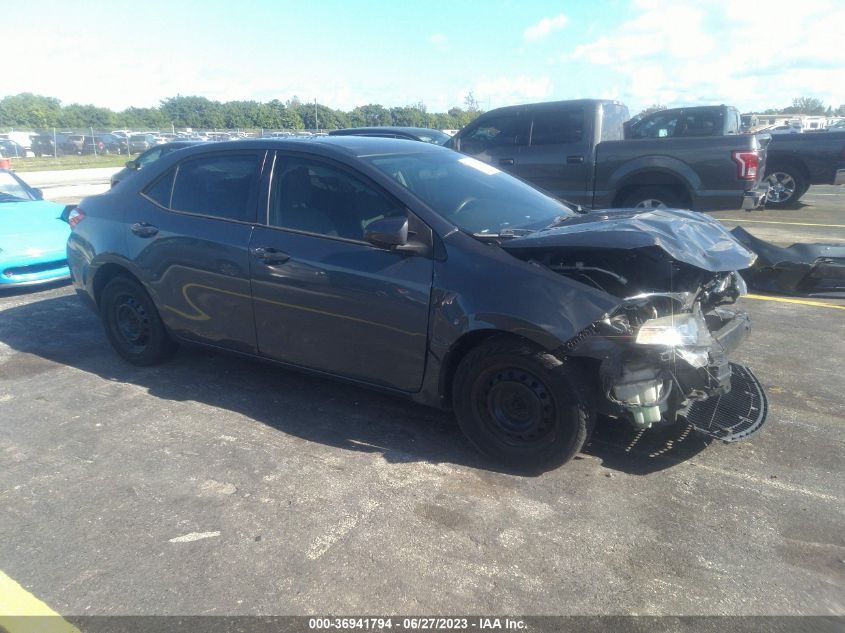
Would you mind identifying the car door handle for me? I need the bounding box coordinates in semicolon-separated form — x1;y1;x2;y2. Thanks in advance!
251;246;291;265
130;222;158;238
499;158;515;166
566;155;585;164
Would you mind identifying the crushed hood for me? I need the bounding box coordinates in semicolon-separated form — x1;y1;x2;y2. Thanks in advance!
502;208;756;272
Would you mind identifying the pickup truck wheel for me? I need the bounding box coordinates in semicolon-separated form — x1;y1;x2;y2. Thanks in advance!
764;168;807;208
100;276;177;366
452;338;594;472
622;187;683;210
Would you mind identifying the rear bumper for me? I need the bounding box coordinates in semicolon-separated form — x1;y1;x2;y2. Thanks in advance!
690;187;767;211
741;186;768;210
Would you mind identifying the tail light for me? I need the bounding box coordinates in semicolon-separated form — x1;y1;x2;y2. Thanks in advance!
732;150;759;180
68;208;86;229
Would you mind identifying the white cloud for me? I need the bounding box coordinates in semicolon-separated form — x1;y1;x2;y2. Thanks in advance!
566;0;845;112
430;33;448;51
524;14;568;41
471;76;553;107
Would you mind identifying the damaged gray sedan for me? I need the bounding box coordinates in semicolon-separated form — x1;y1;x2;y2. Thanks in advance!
69;137;767;472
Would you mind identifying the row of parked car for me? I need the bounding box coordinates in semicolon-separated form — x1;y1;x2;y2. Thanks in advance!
0;131;221;158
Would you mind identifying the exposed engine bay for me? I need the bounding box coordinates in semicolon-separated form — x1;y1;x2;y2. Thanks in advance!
499;208;769;442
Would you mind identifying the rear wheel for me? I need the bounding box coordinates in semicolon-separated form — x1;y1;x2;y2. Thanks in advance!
100;276;177;366
764;167;807;208
452;338;594;472
621;186;685;210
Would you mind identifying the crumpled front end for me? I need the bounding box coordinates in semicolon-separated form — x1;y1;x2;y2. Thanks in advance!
588;274;767;441
501;208;769;442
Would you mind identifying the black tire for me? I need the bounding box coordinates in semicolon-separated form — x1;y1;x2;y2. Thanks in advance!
452;338;595;472
763;165;808;208
621;186;685;210
99;276;177;366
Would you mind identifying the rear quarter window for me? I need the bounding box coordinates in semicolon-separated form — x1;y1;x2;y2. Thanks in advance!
142;169;175;207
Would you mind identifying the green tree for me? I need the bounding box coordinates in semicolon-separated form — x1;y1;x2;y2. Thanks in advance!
637;104;667;118
463;91;480;113
788;97;826;115
349;104;392;127
0;93;62;128
57;103;117;128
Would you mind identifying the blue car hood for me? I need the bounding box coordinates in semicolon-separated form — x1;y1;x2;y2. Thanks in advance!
0;199;70;259
502;208;757;273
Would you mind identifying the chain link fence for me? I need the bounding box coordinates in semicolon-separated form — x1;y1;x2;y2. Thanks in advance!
1;127;329;160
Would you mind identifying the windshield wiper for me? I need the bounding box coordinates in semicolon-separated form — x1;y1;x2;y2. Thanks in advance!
545;215;574;229
471;228;536;241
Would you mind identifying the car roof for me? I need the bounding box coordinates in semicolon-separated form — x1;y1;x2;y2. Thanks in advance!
330;126;444;136
168;136;447;160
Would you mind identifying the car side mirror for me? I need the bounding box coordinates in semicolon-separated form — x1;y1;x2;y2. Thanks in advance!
126;160;139;170
364;216;409;249
32;188;44;200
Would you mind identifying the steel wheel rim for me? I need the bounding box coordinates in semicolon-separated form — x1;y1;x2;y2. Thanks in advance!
114;294;151;352
634;198;667;209
475;367;556;447
765;172;796;203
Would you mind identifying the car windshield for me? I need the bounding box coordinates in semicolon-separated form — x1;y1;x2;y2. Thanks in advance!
0;172;35;202
416;130;452;145
365;150;574;234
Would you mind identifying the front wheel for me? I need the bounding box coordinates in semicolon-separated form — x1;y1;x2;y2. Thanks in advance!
764;168;807;208
452;338;595;472
100;276;177;366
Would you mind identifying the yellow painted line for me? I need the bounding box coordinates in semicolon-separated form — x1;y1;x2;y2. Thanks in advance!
0;570;80;633
718;218;845;228
745;294;845;311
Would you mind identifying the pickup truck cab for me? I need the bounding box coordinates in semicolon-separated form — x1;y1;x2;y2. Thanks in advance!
447;99;768;211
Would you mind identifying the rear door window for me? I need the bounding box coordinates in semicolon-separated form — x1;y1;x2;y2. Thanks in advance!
169;152;263;222
681;109;724;137
530;109;585;145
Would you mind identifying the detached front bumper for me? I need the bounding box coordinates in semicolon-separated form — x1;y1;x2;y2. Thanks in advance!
680;363;768;442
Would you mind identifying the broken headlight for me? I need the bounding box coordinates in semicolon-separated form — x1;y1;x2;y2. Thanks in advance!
635;310;712;347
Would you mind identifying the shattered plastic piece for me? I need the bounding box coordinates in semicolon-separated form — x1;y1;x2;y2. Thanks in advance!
730;226;845;297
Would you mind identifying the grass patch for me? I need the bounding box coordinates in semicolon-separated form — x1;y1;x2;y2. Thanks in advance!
8;154;131;172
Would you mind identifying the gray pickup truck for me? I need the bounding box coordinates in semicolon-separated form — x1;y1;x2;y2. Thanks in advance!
446;99;769;211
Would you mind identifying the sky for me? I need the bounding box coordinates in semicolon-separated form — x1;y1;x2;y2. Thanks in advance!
5;0;845;114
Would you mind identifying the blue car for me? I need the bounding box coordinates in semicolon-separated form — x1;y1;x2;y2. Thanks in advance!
0;169;71;288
